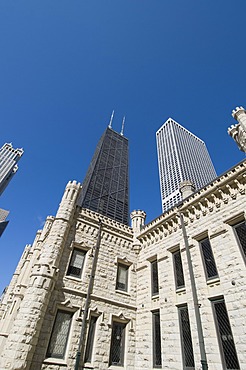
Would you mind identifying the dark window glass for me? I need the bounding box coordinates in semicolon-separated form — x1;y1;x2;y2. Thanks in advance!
47;311;73;359
151;260;159;296
212;298;240;369
67;249;85;278
109;322;126;366
84;316;98;363
116;264;129;291
200;238;218;279
173;250;185;288
178;305;195;369
152;310;162;367
234;221;246;260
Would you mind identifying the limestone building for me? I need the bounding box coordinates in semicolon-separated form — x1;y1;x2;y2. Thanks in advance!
0;120;245;370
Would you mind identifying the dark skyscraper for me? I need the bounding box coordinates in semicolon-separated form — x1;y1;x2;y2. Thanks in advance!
78;125;129;225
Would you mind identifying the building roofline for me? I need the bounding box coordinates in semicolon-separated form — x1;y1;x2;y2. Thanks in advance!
156;117;205;144
140;158;246;235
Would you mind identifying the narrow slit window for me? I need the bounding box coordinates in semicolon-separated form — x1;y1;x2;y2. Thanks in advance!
151;259;159;296
84;316;98;363
173;250;185;289
212;298;240;369
178;305;195;369
200;237;218;280
234;221;246;261
152;310;162;368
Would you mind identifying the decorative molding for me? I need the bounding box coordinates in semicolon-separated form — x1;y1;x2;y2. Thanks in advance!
138;160;246;246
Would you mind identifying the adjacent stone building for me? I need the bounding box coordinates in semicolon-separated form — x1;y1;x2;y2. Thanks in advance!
0;123;245;369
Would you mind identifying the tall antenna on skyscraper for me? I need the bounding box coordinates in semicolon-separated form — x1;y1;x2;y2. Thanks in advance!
108;110;114;129
120;116;125;136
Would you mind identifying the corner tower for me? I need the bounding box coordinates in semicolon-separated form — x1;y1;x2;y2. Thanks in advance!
78;125;129;225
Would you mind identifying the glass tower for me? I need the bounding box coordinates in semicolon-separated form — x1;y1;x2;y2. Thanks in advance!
0;143;24;196
78;127;129;225
156;118;217;212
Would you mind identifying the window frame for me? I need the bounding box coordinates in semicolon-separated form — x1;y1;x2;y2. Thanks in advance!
152;310;162;368
115;263;129;292
66;248;86;279
46;310;73;359
173;250;185;290
233;220;246;264
199;237;219;281
151;259;159;297
211;297;240;370
84;315;98;364
178;305;195;370
109;321;126;367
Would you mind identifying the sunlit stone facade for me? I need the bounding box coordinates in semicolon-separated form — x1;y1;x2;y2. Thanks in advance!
0;158;245;370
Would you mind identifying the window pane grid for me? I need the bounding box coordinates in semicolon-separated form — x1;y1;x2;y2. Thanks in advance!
47;311;72;359
179;306;195;369
173;251;185;288
151;260;159;296
153;311;162;367
67;249;85;278
234;221;246;259
212;299;240;369
109;322;126;366
200;238;218;279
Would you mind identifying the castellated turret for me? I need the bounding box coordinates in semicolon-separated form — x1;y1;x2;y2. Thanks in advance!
0;181;81;370
228;106;246;152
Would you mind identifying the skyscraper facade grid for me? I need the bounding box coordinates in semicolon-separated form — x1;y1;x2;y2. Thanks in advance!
0;143;24;196
78;127;129;225
156;118;217;212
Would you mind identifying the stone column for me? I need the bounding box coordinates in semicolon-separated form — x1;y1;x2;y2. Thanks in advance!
0;181;81;370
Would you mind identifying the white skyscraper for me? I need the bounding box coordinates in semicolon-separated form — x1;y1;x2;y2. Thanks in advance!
0;143;24;196
156;118;217;212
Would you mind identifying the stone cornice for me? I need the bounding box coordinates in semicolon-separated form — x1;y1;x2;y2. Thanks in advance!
138;160;246;245
75;207;133;242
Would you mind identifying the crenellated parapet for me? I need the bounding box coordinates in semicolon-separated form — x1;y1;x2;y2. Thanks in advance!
228;106;246;152
138;160;246;247
77;207;133;240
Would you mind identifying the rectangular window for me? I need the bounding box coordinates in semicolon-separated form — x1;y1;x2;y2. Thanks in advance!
109;322;126;366
151;259;159;296
116;264;129;291
152;310;162;368
67;248;85;278
173;250;185;289
178;305;195;369
234;220;246;261
47;310;73;359
212;298;240;369
200;237;218;280
84;316;98;363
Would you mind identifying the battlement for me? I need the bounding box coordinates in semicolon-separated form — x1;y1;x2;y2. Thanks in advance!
232;106;246;119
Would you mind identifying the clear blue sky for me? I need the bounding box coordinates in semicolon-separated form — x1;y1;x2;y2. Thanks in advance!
0;1;245;293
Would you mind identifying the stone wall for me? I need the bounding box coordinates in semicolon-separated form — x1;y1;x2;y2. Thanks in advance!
0;160;245;369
